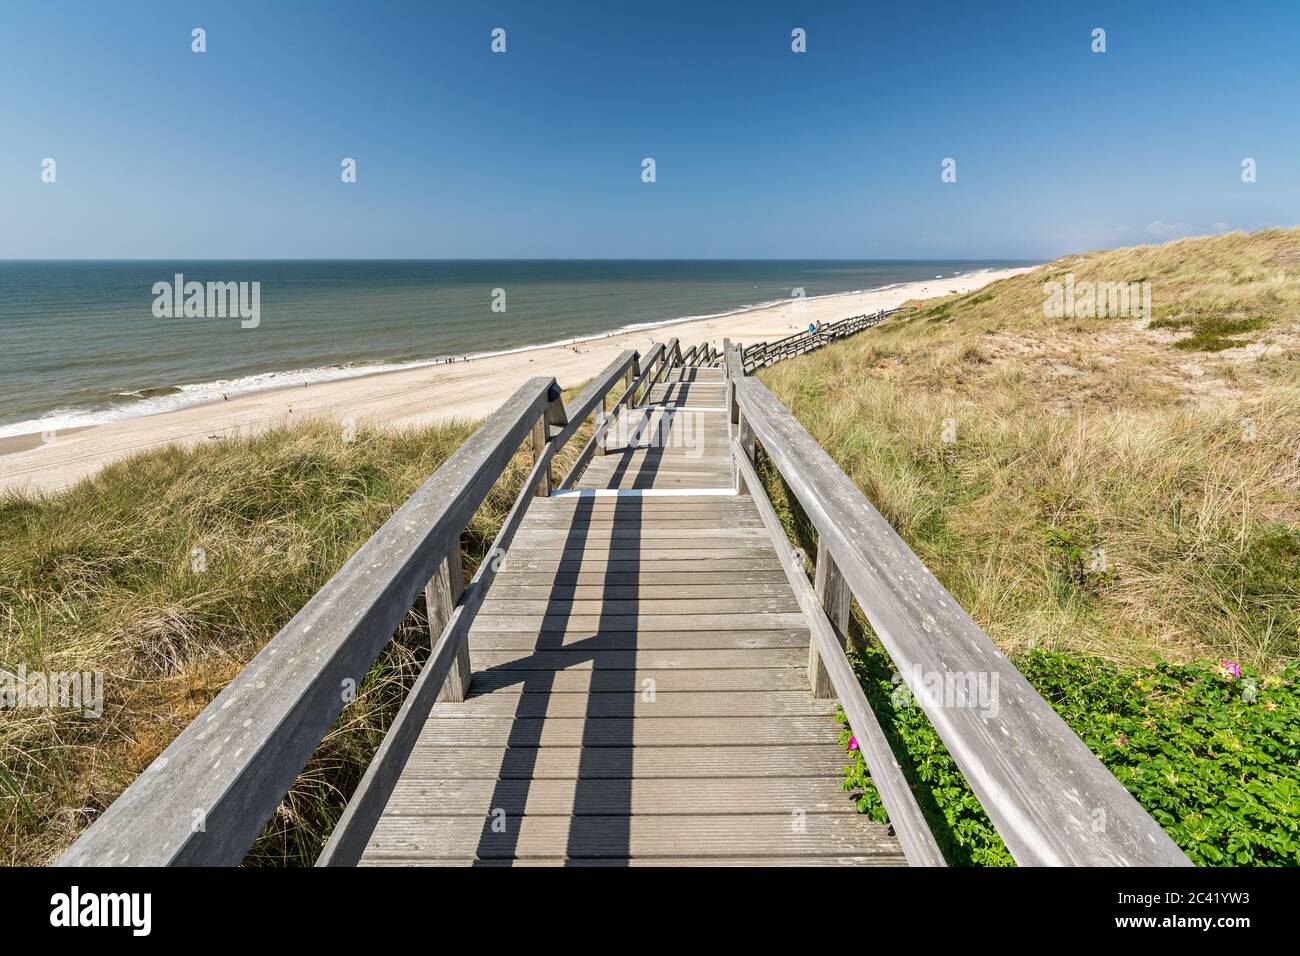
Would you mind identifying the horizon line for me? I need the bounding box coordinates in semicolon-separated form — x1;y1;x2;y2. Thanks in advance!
0;256;1046;264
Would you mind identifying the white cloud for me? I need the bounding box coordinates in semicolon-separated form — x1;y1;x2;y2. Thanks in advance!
1145;220;1191;238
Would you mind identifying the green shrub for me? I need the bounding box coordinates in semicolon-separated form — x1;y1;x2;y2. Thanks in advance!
839;648;1300;866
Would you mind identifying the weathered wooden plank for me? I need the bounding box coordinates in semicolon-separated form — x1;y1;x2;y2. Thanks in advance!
647;381;725;392
485;583;793;600
496;569;790;586
501;547;779;561
512;527;769;542
520;510;753;525
469;612;810;633
360;813;898;862
477;597;798;616
580;453;730;467
576;471;736;486
415;716;839;748
527;499;752;511
466;629;809;651
658;369;724;383
522;511;757;524
439;690;838;718
468;667;809;694
507;539;755;554
508;539;765;553
526;497;752;510
734;375;1191;866
398;744;847;780
380;776;856;816
649;380;726;393
582;439;730;456
581;464;734;475
577;480;738;493
469;648;803;671
521;515;764;529
499;558;786;574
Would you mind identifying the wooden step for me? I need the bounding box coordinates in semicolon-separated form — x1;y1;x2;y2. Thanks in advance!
361;813;900;863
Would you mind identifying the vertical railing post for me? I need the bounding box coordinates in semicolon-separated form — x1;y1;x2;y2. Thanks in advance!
808;536;851;697
626;354;640;408
734;406;754;494
531;414;551;496
430;534;469;702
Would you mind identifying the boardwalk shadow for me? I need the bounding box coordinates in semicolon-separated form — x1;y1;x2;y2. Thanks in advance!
472;401;668;864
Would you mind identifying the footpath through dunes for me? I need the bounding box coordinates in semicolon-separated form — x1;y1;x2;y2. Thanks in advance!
360;362;904;864
61;331;1190;869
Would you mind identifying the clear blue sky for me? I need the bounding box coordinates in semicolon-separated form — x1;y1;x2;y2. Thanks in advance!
3;0;1296;259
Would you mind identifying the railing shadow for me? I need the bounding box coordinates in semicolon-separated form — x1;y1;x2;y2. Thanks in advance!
471;493;593;863
565;409;671;863
471;396;670;864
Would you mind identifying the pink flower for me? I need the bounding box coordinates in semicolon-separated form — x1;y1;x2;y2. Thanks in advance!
1115;734;1128;747
848;735;859;751
1218;659;1242;681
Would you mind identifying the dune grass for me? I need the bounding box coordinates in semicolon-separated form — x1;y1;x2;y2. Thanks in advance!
0;412;591;866
760;229;1300;670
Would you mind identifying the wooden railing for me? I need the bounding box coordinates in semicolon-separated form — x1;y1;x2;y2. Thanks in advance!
742;308;899;373
60;348;647;867
724;344;1191;866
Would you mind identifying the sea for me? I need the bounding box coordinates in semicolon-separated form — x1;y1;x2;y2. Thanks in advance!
0;259;1034;437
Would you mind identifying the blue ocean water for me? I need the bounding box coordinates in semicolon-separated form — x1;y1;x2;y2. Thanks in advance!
0;259;1033;435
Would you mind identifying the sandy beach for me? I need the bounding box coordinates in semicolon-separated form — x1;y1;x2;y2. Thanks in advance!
0;268;1029;494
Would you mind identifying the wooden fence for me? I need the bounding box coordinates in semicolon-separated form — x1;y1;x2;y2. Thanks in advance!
742;308;899;373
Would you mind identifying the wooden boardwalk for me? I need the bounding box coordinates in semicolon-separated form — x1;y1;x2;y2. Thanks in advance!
64;340;1188;868
360;365;904;865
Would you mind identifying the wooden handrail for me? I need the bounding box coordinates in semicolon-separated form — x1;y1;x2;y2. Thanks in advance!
316;350;641;864
731;438;946;867
60;376;576;867
726;351;1190;866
